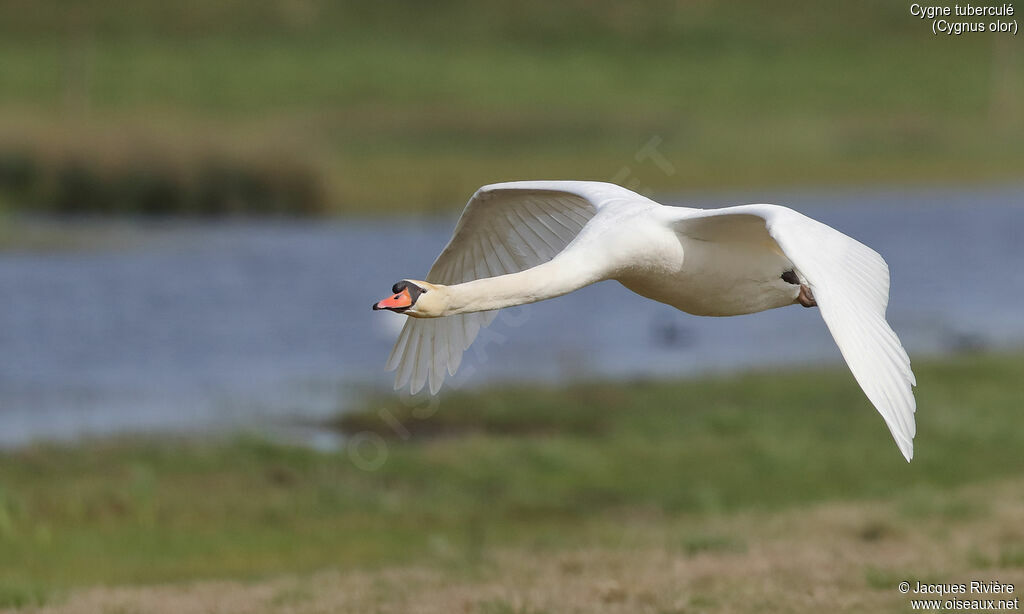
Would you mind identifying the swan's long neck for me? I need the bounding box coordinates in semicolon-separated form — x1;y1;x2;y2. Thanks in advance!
442;254;603;316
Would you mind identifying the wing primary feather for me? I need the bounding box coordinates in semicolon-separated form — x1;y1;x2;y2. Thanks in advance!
823;267;913;382
492;210;536;266
547;210;586;237
537;201;580;240
508;206;560;257
430;320;449;394
469;236;490;280
478;230;504;277
386;321;412;371
463;311;481;350
487;215;528;271
409;323;430;394
558;198;593;225
522;199;573;246
395;324;421;390
827;287;916;449
447;316;464;375
837;254;889;306
825;309;915;457
451;239;475;284
502;208;546;262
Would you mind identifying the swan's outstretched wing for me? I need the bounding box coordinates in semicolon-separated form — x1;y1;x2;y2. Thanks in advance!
388;181;648;395
674;204;917;461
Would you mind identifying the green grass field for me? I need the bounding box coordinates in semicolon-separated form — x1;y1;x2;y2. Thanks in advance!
1;351;1023;611
0;1;1021;214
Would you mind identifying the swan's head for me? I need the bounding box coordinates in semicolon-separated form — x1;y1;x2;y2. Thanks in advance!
372;280;447;318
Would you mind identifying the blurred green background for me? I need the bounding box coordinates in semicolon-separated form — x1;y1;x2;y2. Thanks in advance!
1;2;1023;612
1;0;1020;215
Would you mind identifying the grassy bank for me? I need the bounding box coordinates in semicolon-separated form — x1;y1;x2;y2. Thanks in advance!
0;1;1021;214
14;479;1024;613
0;351;1023;609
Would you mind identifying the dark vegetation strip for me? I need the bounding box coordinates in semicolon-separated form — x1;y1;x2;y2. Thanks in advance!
0;0;1019;215
0;146;326;217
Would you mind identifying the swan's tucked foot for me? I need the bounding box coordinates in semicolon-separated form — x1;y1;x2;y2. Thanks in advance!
797;284;817;308
780;269;816;308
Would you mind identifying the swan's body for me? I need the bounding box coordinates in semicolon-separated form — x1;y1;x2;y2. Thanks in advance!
374;181;917;461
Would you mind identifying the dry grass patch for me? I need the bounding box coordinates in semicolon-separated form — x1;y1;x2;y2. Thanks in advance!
18;478;1024;614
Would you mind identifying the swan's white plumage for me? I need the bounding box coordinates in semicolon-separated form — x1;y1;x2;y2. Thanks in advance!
387;181;648;395
673;206;917;461
382;181;917;461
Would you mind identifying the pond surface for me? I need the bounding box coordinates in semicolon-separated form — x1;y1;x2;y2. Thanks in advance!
1;184;1022;446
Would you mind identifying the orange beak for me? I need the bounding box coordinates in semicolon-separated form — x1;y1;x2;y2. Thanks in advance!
373;287;413;311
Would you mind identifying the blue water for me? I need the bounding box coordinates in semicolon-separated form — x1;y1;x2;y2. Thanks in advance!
1;184;1022;446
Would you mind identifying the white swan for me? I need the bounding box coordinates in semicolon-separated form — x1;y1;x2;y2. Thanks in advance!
373;181;917;461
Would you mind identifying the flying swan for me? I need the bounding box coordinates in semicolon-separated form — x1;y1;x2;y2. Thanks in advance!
373;181;917;461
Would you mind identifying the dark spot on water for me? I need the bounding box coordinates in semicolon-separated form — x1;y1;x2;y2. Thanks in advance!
651;320;694;349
